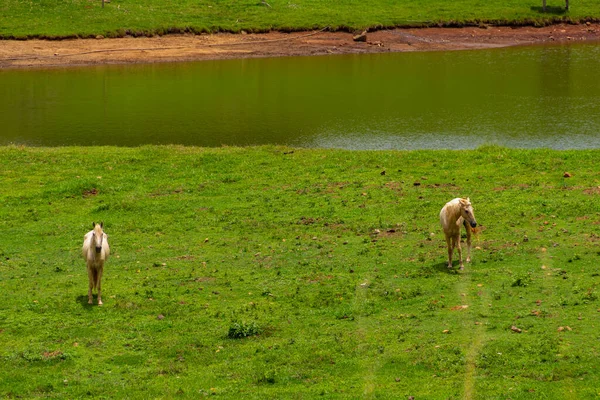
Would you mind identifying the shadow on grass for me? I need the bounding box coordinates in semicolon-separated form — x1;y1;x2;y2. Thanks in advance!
530;5;568;15
76;295;95;309
432;262;461;274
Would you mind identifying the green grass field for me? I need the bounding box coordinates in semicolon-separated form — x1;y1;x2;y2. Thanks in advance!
1;0;599;39
1;145;600;398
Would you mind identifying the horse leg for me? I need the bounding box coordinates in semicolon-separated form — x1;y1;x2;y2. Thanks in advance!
464;221;472;263
87;264;94;304
96;265;104;306
445;235;453;268
454;233;464;270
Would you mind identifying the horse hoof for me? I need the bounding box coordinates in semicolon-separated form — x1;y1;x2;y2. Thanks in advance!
98;301;103;306
88;300;93;304
460;265;465;270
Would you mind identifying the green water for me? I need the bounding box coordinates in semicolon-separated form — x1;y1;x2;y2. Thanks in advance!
1;42;599;149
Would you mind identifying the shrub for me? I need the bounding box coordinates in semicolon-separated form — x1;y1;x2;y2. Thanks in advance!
227;320;262;339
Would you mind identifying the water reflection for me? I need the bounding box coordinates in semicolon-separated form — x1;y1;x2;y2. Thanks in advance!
0;42;599;149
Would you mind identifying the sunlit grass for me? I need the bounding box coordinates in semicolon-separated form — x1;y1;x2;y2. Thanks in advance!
1;146;600;398
1;0;599;39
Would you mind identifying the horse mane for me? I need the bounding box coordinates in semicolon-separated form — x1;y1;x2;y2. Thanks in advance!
458;197;471;208
444;198;463;217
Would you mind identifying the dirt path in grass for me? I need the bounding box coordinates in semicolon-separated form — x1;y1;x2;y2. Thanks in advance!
1;23;599;69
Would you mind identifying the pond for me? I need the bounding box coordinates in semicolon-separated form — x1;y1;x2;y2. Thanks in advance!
1;42;599;149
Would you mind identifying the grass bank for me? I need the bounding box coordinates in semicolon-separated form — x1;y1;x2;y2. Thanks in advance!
1;0;600;39
1;146;600;398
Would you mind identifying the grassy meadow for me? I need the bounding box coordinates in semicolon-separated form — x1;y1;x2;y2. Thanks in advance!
1;145;600;398
1;0;600;39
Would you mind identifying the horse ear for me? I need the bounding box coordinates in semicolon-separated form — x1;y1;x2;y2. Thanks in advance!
100;222;103;228
92;222;96;228
466;197;471;202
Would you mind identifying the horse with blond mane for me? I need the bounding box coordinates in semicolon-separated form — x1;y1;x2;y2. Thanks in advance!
82;222;110;305
440;198;477;270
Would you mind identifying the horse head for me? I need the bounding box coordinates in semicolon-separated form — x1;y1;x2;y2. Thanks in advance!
91;222;104;253
459;198;477;228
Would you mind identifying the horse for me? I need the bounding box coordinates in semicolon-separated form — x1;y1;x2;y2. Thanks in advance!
82;222;110;305
439;198;477;270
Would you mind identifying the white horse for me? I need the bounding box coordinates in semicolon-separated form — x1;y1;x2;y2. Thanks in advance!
440;198;477;270
82;222;110;305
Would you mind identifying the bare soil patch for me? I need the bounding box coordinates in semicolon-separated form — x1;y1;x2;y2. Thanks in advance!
1;24;599;69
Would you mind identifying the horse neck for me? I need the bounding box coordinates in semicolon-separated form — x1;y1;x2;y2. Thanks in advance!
447;202;463;223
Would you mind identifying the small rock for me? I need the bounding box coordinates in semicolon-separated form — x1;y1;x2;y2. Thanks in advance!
511;325;522;333
563;172;572;178
157;314;165;320
353;31;367;42
95;35;104;40
442;329;450;334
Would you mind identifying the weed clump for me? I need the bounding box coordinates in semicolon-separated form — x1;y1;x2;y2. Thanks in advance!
511;273;533;287
227;320;262;339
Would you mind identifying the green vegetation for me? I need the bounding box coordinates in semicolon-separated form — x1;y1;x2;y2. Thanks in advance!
2;145;600;398
1;0;599;39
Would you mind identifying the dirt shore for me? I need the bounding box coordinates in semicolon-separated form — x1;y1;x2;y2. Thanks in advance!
1;23;599;69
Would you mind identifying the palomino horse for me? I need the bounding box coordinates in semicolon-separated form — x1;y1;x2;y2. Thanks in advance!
82;222;110;305
440;198;477;270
